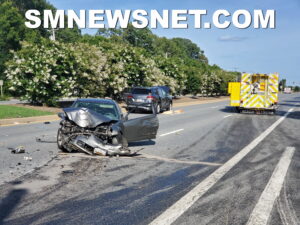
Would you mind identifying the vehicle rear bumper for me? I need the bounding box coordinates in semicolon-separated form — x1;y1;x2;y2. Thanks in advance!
127;104;152;111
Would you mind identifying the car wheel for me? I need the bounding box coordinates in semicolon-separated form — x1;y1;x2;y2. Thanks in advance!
57;128;69;152
167;102;172;111
153;103;161;114
157;104;161;114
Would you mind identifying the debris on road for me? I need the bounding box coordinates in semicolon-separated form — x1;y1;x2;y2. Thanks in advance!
24;156;32;161
10;146;25;154
62;170;74;174
162;109;184;115
36;136;56;143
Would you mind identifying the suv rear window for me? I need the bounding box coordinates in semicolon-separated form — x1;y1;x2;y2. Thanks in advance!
132;88;151;95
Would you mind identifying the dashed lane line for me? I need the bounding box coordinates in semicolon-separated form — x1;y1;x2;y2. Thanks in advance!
149;107;295;225
246;147;295;225
159;129;184;137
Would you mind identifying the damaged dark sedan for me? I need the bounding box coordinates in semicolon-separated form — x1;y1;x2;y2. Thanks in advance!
57;98;159;156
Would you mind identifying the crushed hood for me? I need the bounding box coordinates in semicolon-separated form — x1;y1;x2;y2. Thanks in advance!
63;107;114;128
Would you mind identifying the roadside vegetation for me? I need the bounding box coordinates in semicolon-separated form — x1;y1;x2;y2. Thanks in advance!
0;0;240;106
0;105;53;119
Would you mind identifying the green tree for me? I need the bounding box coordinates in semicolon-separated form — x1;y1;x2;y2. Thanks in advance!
10;0;81;42
0;1;27;78
121;24;155;53
279;79;286;91
171;38;208;63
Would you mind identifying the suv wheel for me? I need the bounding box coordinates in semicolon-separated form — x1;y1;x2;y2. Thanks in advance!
156;104;161;114
167;102;172;111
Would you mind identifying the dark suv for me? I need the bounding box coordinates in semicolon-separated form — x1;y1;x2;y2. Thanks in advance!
125;86;172;113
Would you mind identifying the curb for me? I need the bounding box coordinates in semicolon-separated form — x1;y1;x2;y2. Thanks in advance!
0;115;59;127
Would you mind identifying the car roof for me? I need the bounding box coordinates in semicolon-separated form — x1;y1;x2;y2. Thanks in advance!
132;87;161;90
132;87;152;89
75;98;116;104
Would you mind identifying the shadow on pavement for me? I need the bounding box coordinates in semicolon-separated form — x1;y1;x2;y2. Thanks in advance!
219;106;239;114
0;186;27;225
129;140;156;147
219;106;300;120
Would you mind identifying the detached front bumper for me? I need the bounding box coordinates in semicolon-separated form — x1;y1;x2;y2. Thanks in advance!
71;134;131;156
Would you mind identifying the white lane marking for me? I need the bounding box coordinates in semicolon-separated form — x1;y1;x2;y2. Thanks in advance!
159;129;184;137
210;106;219;109
224;115;233;118
246;147;295;225
149;108;294;225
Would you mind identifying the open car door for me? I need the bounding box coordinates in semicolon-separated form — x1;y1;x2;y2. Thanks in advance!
123;114;159;142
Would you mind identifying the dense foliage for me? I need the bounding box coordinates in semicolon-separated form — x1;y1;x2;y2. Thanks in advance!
2;0;239;105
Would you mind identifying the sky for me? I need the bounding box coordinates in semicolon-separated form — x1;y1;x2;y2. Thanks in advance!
48;0;300;85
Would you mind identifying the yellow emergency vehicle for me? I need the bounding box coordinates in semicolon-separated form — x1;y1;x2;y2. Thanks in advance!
228;73;279;114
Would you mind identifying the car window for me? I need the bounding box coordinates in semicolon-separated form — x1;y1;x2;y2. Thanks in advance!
132;88;151;95
158;88;163;97
152;89;159;95
73;101;119;120
161;89;167;97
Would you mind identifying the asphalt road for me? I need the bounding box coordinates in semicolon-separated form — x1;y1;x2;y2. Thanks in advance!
0;93;299;225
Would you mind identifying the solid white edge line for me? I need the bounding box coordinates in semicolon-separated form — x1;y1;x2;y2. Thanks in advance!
246;147;295;225
160;129;184;137
149;108;294;225
224;115;232;118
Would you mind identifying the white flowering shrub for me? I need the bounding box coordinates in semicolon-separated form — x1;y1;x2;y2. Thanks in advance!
105;45;178;95
143;58;178;93
155;56;186;94
5;40;108;105
200;73;221;96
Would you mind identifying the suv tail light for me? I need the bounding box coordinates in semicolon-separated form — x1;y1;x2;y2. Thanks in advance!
127;95;133;98
147;95;155;99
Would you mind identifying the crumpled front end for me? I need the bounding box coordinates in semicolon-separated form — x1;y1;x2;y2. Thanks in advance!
58;108;131;156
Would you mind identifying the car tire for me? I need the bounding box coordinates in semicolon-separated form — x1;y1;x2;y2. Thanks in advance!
167;102;172;111
156;103;161;114
57;128;69;152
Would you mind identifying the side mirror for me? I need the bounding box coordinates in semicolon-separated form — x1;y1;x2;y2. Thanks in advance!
58;112;65;119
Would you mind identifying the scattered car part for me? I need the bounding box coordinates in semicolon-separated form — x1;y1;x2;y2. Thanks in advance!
24;156;32;161
36;136;56;143
10;146;25;154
